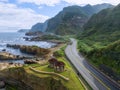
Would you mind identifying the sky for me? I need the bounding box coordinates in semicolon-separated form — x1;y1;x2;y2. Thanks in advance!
0;0;120;32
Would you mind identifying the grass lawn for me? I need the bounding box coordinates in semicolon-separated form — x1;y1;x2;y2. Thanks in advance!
24;45;85;90
32;60;85;90
29;46;85;90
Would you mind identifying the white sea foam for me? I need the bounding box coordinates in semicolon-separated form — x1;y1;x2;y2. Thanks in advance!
0;32;56;55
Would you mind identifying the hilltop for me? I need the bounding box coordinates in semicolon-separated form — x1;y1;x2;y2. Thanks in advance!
28;3;113;35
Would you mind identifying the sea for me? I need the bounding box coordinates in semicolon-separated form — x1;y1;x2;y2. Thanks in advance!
0;32;56;64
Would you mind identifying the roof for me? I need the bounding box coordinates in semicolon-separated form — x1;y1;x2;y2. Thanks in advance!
48;58;58;64
55;61;65;67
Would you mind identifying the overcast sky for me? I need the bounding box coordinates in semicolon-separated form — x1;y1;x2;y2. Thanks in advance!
0;0;120;32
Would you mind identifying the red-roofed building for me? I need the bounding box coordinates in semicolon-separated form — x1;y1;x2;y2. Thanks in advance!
54;61;65;72
48;58;57;68
48;58;65;72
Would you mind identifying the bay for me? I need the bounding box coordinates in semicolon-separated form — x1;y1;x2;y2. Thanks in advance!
0;32;56;64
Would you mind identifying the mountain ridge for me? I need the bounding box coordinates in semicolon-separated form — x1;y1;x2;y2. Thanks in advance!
28;3;113;35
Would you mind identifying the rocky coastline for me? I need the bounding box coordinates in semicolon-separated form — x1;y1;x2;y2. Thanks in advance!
7;44;50;57
23;34;66;44
0;52;26;60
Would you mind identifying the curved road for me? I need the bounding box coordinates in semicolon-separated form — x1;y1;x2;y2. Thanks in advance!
65;38;120;90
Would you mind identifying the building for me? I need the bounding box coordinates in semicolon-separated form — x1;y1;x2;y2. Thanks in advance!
48;58;57;68
48;58;65;72
54;61;65;72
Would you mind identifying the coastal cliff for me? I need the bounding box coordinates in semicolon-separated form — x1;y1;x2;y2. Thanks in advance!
0;67;67;90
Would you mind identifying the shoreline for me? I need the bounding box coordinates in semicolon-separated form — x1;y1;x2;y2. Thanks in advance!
0;62;23;71
0;51;31;60
24;37;63;45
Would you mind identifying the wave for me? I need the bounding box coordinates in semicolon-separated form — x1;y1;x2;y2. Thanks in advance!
0;42;7;47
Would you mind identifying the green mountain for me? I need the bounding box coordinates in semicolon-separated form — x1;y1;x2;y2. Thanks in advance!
28;3;113;35
80;4;120;43
77;4;120;77
46;4;113;35
46;5;88;35
29;20;48;32
82;3;113;17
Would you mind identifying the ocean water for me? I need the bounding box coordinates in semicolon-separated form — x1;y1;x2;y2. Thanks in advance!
0;32;56;63
0;32;55;49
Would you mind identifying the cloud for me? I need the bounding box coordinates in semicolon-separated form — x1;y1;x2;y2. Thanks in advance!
38;6;43;9
63;0;102;5
18;0;120;6
18;0;61;6
63;0;120;5
0;0;8;2
0;2;49;32
101;0;120;5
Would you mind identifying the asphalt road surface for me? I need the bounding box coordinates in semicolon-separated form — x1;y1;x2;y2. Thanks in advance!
65;38;120;90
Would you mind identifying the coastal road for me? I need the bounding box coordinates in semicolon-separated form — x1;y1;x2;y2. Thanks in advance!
65;38;120;90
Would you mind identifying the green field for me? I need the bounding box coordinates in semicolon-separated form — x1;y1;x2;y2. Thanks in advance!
30;46;85;90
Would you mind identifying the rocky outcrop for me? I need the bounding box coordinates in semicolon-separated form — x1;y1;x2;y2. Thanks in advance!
7;44;50;57
0;52;24;60
25;31;43;36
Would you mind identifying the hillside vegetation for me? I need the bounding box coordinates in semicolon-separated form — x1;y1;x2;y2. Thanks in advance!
77;4;120;80
86;40;120;75
79;4;120;44
28;4;113;36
